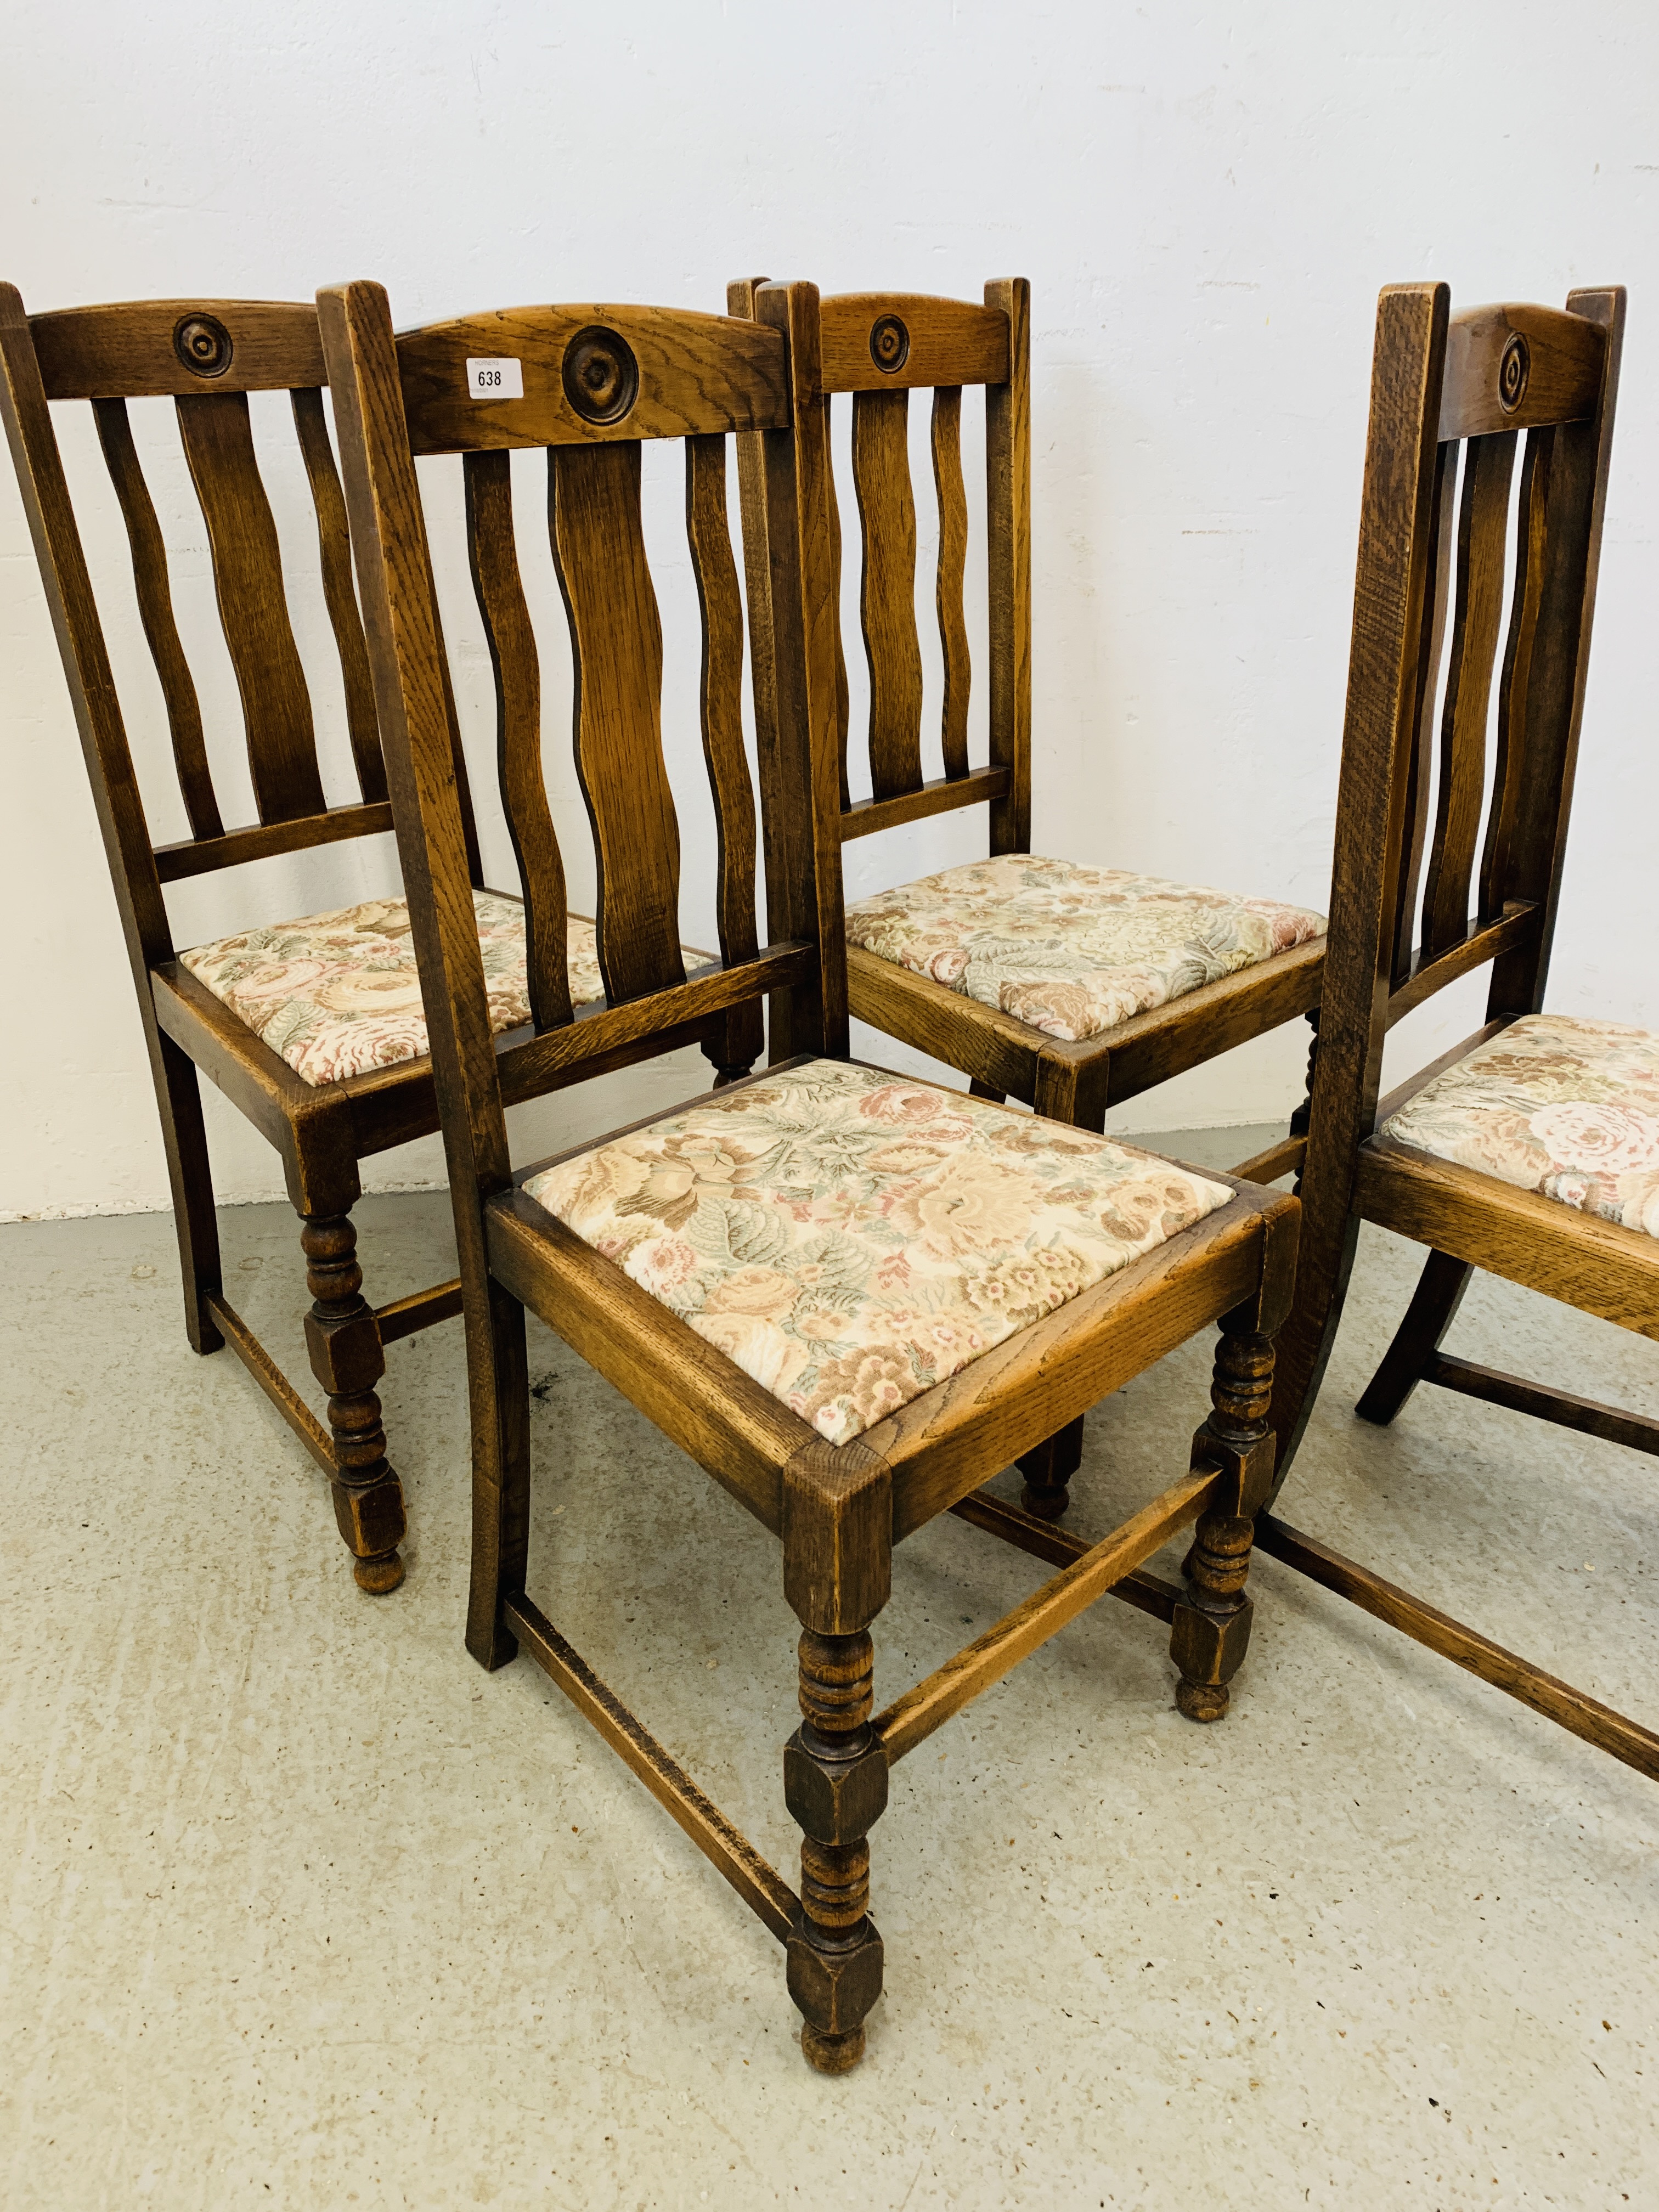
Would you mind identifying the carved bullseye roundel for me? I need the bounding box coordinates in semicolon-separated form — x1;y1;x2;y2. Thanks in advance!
869;314;911;374
173;313;234;378
1498;331;1531;414
561;324;640;425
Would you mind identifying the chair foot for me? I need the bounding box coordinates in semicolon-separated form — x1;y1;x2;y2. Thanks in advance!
302;1208;409;1590
784;1630;887;2069
1175;1675;1233;1724
1017;1414;1084;1520
710;1063;754;1090
1172;1564;1254;1725
154;1032;225;1358
353;1547;406;1595
1170;1316;1274;1724
801;2023;866;2074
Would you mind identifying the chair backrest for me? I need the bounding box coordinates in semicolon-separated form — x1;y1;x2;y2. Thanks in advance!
730;278;1030;862
1277;280;1625;1450
320;280;844;1221
0;291;489;982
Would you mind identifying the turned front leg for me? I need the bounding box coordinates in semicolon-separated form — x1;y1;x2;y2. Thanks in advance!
781;1438;891;2073
1171;1314;1277;1722
785;1629;887;2073
301;1211;407;1594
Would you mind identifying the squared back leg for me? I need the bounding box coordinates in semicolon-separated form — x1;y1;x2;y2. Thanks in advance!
465;1281;532;1672
154;1030;224;1356
1355;1248;1475;1426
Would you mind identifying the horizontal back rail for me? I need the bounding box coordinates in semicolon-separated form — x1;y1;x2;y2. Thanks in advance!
396;305;791;455
1384;902;1539;1029
153;800;395;883
840;764;1011;842
493;943;813;1094
30;298;327;399
816;292;1008;394
1439;302;1607;442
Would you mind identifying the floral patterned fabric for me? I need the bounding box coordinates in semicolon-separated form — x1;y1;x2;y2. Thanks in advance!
523;1058;1233;1446
180;891;598;1087
845;854;1326;1044
1383;1013;1659;1240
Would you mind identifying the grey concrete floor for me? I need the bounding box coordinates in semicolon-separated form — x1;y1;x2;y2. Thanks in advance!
2;1130;1657;2210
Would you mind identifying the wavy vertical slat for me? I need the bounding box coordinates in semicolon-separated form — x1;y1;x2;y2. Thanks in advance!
932;385;972;780
291;386;386;805
1420;428;1517;957
549;439;684;1006
92;397;224;841
1486;285;1624;1025
851;386;924;801
1389;437;1457;983
685;435;760;967
175;389;325;823
1479;430;1551;922
686;433;764;1072
726;274;796;1007
464;449;571;1029
824;397;852;810
430;592;488;893
985;276;1031;855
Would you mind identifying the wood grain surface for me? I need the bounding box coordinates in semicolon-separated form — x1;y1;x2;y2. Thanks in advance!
397;303;790;454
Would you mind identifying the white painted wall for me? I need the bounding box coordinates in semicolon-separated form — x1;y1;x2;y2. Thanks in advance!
2;1;1654;1220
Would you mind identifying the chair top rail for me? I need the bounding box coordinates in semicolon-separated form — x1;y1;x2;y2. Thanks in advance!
30;298;326;399
816;291;1009;393
395;303;791;455
1438;300;1606;442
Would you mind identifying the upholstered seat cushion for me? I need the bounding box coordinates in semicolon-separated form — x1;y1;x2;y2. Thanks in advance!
844;854;1326;1044
1382;1013;1659;1240
523;1059;1233;1446
180;890;598;1087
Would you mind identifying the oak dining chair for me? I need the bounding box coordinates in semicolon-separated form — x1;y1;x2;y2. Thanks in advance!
321;272;1300;2070
1250;280;1658;1784
0;289;758;1595
726;276;1327;1517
